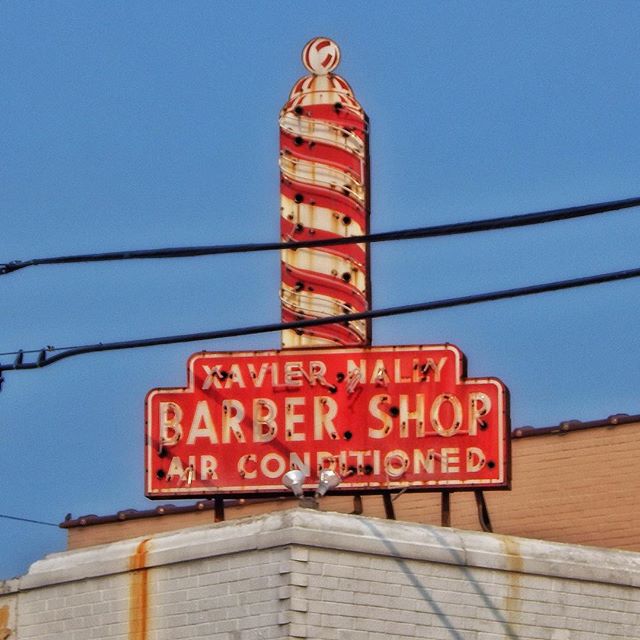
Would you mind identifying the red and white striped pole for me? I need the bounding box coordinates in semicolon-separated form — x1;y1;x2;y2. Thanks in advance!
280;37;371;348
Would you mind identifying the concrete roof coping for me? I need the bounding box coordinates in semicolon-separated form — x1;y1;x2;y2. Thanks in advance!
16;508;640;592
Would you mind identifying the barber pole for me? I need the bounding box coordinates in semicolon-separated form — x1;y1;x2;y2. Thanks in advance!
280;37;371;348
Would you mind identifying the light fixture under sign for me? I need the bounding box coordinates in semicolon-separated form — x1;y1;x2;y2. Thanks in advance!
282;469;343;509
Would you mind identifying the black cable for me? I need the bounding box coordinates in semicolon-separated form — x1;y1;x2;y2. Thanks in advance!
2;264;639;372
0;513;59;528
1;196;639;275
0;346;85;357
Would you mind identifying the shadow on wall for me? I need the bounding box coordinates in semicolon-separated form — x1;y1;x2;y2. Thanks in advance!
361;519;521;640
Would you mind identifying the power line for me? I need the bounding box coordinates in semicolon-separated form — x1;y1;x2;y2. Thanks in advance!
1;196;639;275
2;264;639;372
0;513;59;528
0;345;85;357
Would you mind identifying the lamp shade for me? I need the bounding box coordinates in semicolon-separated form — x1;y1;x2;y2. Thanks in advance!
316;469;341;497
282;470;306;497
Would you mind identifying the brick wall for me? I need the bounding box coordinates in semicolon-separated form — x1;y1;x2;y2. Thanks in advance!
2;509;639;639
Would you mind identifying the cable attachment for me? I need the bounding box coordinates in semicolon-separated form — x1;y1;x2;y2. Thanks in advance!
0;368;4;392
37;350;47;367
0;261;25;275
14;350;24;367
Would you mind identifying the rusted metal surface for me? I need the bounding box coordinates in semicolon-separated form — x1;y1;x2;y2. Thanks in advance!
129;538;150;640
280;37;371;348
145;344;509;498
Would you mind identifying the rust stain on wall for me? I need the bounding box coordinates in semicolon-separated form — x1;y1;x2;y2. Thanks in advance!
502;535;524;625
0;605;11;640
129;538;151;640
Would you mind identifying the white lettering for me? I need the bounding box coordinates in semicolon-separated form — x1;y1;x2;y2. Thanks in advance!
399;393;425;437
286;397;306;441
167;456;184;480
253;398;277;442
431;393;463;437
290;452;311;476
284;362;304;387
368;394;392;438
261;452;286;479
224;363;246;389
384;449;410;478
201;365;223;390
468;392;491;436
186;401;218;444
200;455;218;480
247;362;270;387
159;401;183;446
441;447;460;472
313;396;338;440
222;399;245;443
238;454;257;479
466;447;486;472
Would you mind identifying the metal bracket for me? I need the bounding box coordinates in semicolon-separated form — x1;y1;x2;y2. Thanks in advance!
351;494;363;515
440;490;451;527
214;496;225;522
440;490;493;533
382;492;396;520
474;490;493;532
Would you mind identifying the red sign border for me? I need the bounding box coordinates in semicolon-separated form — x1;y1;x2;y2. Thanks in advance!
145;344;511;499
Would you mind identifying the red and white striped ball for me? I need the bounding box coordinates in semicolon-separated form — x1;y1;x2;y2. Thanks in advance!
302;37;341;75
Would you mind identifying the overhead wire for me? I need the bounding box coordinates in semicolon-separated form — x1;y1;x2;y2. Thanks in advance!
2;264;640;372
1;195;639;275
0;513;59;528
0;345;86;357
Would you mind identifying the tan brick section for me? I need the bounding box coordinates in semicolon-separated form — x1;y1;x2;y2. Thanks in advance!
2;510;640;639
65;420;640;553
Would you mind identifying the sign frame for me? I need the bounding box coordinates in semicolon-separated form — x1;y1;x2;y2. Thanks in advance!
145;344;511;499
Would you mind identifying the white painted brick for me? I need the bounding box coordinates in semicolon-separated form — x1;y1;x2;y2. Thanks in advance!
289;597;308;612
154;613;188;629
278;610;291;625
213;618;240;633
321;563;355;579
338;630;366;640
307;600;356;618
306;625;338;640
336;576;366;593
320;588;355;604
288;622;308;638
291;547;310;562
289;573;309;587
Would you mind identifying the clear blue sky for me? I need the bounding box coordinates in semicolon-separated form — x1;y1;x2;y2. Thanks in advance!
1;1;639;579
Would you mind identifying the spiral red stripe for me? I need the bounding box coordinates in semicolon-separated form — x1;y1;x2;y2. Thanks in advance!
281;182;366;229
282;308;364;344
281;134;363;178
282;266;367;310
281;221;366;264
281;39;371;348
298;104;367;136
